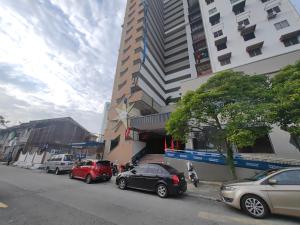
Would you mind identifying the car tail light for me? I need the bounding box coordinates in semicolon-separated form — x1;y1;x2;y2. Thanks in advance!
172;175;180;185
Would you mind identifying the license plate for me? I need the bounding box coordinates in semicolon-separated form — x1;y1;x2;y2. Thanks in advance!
103;173;106;176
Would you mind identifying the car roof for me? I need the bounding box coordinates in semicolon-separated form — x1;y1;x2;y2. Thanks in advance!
148;163;165;166
52;154;72;156
278;167;300;171
83;159;110;162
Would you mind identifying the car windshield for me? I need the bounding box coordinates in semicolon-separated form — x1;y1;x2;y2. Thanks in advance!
247;169;279;181
63;155;73;161
158;164;179;174
96;161;110;166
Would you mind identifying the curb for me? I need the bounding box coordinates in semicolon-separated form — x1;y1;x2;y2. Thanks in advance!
187;191;221;202
198;180;222;186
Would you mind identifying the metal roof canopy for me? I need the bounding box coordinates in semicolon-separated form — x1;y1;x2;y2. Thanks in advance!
69;141;104;149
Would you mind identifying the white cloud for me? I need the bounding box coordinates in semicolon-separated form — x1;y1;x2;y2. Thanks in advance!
0;0;126;133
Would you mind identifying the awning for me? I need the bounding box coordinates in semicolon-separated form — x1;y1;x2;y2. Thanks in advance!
215;36;227;46
218;52;232;61
209;13;220;24
241;24;256;35
232;0;246;14
280;29;300;41
246;41;264;52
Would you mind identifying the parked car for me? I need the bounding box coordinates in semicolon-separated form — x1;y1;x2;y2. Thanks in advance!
45;154;74;175
69;159;112;184
220;168;300;219
116;163;187;198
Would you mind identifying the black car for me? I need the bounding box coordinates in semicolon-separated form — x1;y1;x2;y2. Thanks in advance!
116;163;187;198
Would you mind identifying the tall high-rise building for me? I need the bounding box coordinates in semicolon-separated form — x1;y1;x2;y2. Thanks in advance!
104;0;300;164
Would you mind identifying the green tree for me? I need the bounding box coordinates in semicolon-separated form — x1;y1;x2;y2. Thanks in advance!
271;61;300;150
0;115;9;128
166;71;273;178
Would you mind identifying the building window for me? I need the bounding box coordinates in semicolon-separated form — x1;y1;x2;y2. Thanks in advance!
220;58;231;66
283;36;300;47
232;0;246;15
205;0;214;5
234;8;245;15
243;32;255;41
267;6;281;15
209;11;220;26
118;80;127;90
248;48;262;57
267;6;281;20
218;53;232;66
110;135;120;151
209;7;217;15
214;30;223;38
120;68;128;77
211;19;220;26
238;18;250;26
216;43;227;51
274;20;290;30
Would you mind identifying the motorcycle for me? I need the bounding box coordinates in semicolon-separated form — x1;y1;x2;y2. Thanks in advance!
187;161;199;187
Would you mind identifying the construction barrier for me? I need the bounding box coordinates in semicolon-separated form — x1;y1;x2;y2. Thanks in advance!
165;150;300;171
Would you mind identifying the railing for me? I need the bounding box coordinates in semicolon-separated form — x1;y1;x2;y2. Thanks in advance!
130;112;171;131
131;146;148;163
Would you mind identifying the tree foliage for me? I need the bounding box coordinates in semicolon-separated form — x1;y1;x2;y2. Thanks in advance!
166;71;273;178
271;61;300;150
0;115;9;128
271;61;300;136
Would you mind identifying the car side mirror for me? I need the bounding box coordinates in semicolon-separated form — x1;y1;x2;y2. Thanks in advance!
131;169;136;174
268;179;277;185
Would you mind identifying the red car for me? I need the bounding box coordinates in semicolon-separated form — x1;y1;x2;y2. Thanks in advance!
69;159;112;184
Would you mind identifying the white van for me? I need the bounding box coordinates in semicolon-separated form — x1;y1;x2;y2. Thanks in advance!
45;154;74;175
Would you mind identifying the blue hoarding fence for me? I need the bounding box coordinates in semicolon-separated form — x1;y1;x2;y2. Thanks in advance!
165;150;297;171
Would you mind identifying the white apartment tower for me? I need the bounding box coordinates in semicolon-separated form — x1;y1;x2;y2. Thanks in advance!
199;0;300;74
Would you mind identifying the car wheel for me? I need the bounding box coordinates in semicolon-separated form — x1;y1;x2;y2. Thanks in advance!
55;168;60;175
46;167;50;173
85;174;92;184
241;194;269;219
118;178;126;190
156;184;168;198
69;171;74;179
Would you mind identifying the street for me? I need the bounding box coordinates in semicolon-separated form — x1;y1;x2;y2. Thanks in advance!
0;165;299;225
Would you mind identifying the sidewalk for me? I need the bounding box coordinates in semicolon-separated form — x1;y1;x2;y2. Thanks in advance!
186;181;222;201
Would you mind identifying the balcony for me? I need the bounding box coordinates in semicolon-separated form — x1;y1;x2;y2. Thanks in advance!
129;90;161;114
189;13;202;24
189;6;200;15
130;112;171;131
192;33;206;43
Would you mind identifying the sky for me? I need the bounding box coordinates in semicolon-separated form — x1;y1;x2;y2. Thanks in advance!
0;0;126;133
0;1;299;133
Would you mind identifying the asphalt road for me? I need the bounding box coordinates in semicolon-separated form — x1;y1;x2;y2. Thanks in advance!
0;165;299;225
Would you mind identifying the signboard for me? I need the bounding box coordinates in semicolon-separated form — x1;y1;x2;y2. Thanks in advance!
125;128;139;141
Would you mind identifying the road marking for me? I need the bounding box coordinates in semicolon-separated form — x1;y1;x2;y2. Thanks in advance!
198;211;272;225
0;202;8;208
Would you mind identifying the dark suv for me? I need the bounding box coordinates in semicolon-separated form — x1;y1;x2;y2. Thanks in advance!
116;163;187;198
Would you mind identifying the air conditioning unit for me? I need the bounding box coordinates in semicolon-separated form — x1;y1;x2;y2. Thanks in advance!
267;12;277;20
238;24;245;31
